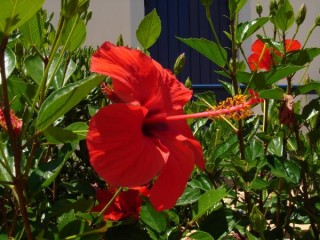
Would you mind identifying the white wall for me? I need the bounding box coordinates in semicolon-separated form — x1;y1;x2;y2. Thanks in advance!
44;0;144;48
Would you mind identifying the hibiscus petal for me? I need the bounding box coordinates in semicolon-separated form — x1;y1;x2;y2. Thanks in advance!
148;118;204;210
285;39;301;52
251;39;266;54
86;103;168;187
90;42;192;114
248;53;272;71
91;42;157;105
144;67;192;112
149;134;200;211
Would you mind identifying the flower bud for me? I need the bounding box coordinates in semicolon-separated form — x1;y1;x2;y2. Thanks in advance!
62;0;79;18
315;15;320;26
117;34;124;46
249;206;266;234
185;77;192;89
78;0;90;14
200;0;213;8
296;3;306;26
256;3;263;15
269;0;278;16
174;53;186;75
86;10;93;22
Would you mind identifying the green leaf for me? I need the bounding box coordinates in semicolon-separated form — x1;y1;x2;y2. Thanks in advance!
286;48;320;66
28;143;77;193
36;74;104;132
274;0;294;31
259;88;284;100
194;91;217;108
0;0;45;35
61;16;86;52
246;230;259;240
0;48;16;84
268;156;301;184
178;37;227;67
294;82;320;95
192;188;227;221
50;198;94;218
236;17;269;43
302;99;320;121
188;175;212;191
44;122;88;144
65;122;88;139
176;187;201;206
25;55;43;84
283;159;301;184
7;76;37;106
236;71;251;85
250;178;269;190
308;129;320;144
187;231;214;240
228;0;248;15
249;205;266;233
140;203;168;234
20;11;43;48
58;210;77;232
44;127;78;144
219;80;234;95
136;9;161;49
268;137;283;157
60;179;96;196
50;58;77;89
265;65;304;86
240;65;304;90
0;141;14;183
62;59;77;87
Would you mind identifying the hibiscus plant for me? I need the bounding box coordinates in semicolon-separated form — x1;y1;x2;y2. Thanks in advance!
1;0;320;239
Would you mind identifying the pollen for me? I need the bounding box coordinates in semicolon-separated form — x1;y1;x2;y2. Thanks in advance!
209;90;263;120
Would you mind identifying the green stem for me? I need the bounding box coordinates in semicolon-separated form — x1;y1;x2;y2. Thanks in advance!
230;15;252;213
97;187;123;219
205;6;221;46
91;187;124;227
21;17;66;139
204;6;228;69
302;23;316;49
0;36;31;239
0;180;13;185
14;183;33;240
45;15;79;94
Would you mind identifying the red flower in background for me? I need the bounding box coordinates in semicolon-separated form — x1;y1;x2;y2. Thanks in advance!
91;187;149;221
248;39;301;71
0;108;22;136
87;42;205;211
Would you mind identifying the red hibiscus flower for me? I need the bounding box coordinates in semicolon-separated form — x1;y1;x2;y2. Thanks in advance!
87;42;205;211
0;108;23;136
248;39;301;71
91;186;148;221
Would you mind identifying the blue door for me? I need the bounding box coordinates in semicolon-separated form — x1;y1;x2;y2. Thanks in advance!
144;0;230;94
